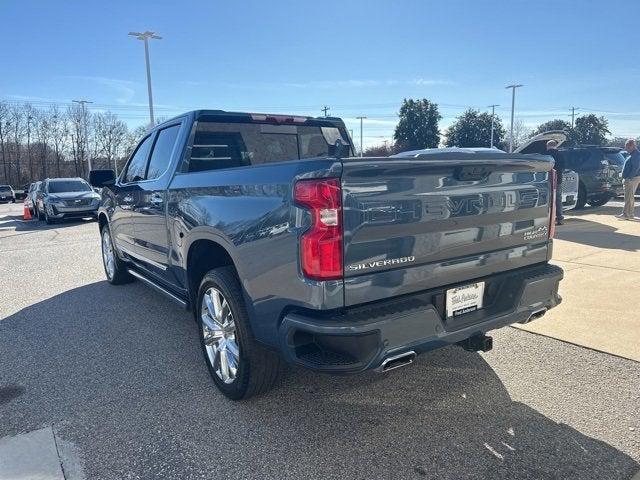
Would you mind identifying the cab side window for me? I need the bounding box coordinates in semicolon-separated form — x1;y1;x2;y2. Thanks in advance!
146;125;181;180
123;135;154;183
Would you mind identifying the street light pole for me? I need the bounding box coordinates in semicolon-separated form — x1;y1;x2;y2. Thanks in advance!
72;100;93;172
356;116;366;157
505;84;523;153
487;104;499;148
129;31;162;126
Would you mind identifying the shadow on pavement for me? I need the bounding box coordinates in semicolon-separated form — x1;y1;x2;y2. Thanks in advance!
0;214;96;233
557;215;640;252
0;282;637;479
566;203;635;218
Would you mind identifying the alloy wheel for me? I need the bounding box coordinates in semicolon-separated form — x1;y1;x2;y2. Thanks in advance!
201;287;240;384
101;229;115;280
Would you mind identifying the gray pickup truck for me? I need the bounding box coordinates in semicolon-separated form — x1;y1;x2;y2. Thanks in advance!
90;110;563;400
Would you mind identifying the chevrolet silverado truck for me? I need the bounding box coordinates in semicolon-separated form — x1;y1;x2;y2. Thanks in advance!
89;110;563;400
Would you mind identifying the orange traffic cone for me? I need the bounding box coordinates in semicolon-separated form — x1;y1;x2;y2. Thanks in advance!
23;202;32;220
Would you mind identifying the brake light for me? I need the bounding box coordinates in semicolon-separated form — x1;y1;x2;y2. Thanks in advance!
549;169;557;238
250;113;308;124
294;178;343;280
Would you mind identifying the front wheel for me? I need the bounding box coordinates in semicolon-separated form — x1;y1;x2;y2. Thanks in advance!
44;207;56;225
100;225;133;285
197;266;281;400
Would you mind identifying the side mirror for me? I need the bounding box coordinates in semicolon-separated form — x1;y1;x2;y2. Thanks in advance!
89;169;116;187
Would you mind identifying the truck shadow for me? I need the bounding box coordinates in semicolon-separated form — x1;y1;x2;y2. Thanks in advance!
0;282;637;479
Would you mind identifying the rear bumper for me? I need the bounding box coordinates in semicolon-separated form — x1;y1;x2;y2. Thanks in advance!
278;263;563;373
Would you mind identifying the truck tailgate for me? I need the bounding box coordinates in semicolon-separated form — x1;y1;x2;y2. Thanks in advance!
341;154;554;306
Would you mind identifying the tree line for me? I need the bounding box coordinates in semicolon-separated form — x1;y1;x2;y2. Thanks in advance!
0;98;627;187
365;98;624;156
0;101;148;188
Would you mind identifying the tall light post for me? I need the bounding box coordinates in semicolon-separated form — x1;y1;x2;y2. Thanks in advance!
487;104;499;148
505;84;523;152
72;99;93;172
129;31;162;126
356;116;366;157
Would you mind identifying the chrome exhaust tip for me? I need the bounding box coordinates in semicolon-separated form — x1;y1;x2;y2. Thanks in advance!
527;308;547;323
378;351;416;372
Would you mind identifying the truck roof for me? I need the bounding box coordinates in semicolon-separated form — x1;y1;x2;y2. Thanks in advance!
157;109;346;128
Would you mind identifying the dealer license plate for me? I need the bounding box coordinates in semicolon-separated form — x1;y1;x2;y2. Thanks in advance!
446;282;485;318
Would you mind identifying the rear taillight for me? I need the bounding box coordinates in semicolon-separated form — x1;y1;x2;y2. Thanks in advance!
549;169;557;238
294;178;343;280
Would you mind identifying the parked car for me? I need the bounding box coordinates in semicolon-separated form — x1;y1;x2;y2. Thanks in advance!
559;146;624;208
36;177;100;224
90;109;563;400
0;185;16;203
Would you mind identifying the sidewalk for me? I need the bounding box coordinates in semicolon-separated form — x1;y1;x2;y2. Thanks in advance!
515;203;640;362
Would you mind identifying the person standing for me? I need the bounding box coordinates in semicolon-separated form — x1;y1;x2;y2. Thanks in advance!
546;139;565;225
618;139;640;220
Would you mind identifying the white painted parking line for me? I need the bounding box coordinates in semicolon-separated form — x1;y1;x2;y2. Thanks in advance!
0;427;65;480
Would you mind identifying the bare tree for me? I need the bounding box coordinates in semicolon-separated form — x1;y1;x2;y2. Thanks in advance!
33;110;52;179
49;105;68;178
67;104;87;177
0;102;9;184
94;111;128;175
508;119;532;150
9;105;24;185
0;100;142;183
23;103;37;182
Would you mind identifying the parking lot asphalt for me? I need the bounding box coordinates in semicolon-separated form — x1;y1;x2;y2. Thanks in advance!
0;202;639;480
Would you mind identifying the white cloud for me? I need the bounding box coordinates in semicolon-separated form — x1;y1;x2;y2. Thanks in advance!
282;78;452;89
59;75;138;103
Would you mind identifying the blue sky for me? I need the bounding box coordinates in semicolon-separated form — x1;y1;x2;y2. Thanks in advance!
1;0;638;147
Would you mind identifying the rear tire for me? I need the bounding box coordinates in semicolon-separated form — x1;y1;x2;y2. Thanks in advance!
575;183;587;209
197;266;281;400
100;224;134;285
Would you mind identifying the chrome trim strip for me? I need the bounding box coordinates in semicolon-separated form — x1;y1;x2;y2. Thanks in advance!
119;245;168;271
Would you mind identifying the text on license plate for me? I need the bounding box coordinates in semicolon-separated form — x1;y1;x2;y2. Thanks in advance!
446;281;485;318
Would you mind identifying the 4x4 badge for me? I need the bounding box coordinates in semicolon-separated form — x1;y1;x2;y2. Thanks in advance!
523;226;548;240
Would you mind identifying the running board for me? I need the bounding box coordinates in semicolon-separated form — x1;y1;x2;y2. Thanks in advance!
127;268;189;309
